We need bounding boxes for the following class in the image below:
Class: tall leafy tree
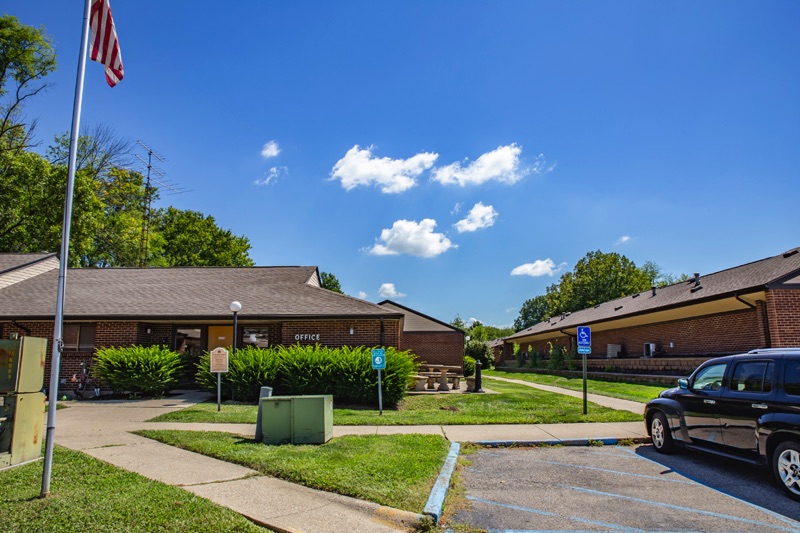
[320,271,343,293]
[0,15,57,154]
[545,250,650,316]
[514,294,550,332]
[154,207,254,267]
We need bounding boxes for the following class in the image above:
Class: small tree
[465,339,492,369]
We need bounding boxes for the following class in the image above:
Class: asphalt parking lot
[452,444,800,532]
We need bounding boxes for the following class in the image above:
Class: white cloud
[616,235,631,245]
[378,283,406,298]
[454,202,498,233]
[432,143,533,187]
[261,140,280,159]
[254,166,287,186]
[357,291,367,299]
[510,258,566,277]
[331,145,438,194]
[467,317,479,327]
[368,219,456,258]
[451,203,462,216]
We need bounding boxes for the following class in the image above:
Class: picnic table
[419,364,461,391]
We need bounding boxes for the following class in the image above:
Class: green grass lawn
[148,380,641,425]
[485,368,670,403]
[0,446,267,532]
[136,431,450,513]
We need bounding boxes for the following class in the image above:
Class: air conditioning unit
[643,342,656,358]
[607,344,622,358]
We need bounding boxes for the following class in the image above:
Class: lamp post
[230,301,242,355]
[216,301,241,411]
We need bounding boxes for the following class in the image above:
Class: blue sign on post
[372,348,386,370]
[577,326,591,355]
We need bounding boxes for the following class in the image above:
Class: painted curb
[423,441,461,524]
[474,436,650,447]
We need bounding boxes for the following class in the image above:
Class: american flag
[89,0,124,87]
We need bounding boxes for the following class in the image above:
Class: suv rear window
[784,358,800,396]
[730,360,773,393]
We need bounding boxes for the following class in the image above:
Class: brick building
[378,300,465,369]
[0,255,458,391]
[503,247,800,375]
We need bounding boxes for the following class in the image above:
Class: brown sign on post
[210,347,229,373]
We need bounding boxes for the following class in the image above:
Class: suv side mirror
[678,378,689,390]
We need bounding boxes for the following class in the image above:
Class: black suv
[644,348,800,500]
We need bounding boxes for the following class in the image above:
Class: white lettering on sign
[294,334,321,341]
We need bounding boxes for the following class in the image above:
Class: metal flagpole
[41,0,92,498]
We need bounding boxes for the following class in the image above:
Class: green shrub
[463,356,476,377]
[94,345,183,396]
[548,342,565,370]
[465,339,492,369]
[195,344,417,408]
[196,345,280,402]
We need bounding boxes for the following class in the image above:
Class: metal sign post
[577,326,591,415]
[372,348,386,415]
[210,347,229,412]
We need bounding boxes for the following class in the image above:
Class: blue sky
[10,1,800,327]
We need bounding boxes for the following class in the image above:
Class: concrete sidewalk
[51,382,650,533]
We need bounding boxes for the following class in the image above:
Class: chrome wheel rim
[778,448,800,496]
[651,417,665,449]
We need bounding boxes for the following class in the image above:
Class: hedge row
[196,344,417,407]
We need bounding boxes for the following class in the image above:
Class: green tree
[450,315,467,331]
[546,250,651,315]
[80,167,149,267]
[0,15,57,154]
[320,271,343,293]
[514,294,550,332]
[154,207,254,267]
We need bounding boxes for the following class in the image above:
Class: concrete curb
[423,441,461,524]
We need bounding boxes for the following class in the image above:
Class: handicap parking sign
[577,326,591,355]
[372,348,386,370]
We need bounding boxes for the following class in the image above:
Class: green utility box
[0,337,47,469]
[259,395,333,445]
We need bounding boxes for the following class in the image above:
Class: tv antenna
[135,140,187,267]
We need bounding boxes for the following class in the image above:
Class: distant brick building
[0,255,463,391]
[378,300,465,370]
[504,247,800,375]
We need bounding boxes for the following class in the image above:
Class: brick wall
[766,288,800,347]
[279,318,400,348]
[510,309,763,359]
[400,331,464,369]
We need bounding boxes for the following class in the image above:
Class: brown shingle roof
[0,253,56,274]
[0,265,400,320]
[506,247,800,341]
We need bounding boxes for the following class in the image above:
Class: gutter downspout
[560,329,576,353]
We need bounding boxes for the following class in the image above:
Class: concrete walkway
[51,381,650,533]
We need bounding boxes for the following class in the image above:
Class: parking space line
[559,485,798,532]
[531,459,696,485]
[625,448,800,529]
[465,495,639,531]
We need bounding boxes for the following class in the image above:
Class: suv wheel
[773,441,800,501]
[650,411,676,453]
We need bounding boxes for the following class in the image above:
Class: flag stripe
[89,0,124,87]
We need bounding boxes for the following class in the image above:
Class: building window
[243,327,270,348]
[63,324,96,351]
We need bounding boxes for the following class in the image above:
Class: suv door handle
[704,399,716,404]
[752,403,768,410]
